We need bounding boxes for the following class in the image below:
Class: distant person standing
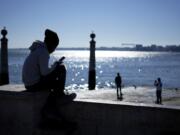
[115,73,122,99]
[154,78,163,104]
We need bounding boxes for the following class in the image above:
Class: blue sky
[0,0,180,48]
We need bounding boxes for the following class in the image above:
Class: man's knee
[58,64,66,73]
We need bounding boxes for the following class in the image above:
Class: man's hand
[59,56,65,63]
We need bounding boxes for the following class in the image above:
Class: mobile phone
[59,56,65,63]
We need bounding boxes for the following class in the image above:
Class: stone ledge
[0,86,180,135]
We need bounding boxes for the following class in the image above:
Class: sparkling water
[8,49,180,89]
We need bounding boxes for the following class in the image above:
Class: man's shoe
[64,93,76,100]
[57,93,77,105]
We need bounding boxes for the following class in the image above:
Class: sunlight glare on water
[53,50,161,59]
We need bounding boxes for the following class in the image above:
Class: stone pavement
[0,84,180,107]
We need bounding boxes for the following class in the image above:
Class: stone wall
[0,91,180,135]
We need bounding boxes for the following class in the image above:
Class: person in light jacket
[154,77,162,104]
[22,29,77,132]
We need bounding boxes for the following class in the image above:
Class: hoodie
[22,40,56,86]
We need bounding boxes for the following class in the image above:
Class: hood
[29,40,45,52]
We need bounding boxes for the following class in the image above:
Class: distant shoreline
[7,47,180,52]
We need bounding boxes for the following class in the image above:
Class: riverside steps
[0,85,180,135]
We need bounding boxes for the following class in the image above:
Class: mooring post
[0,27,9,85]
[88,32,96,90]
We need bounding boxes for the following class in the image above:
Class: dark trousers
[117,85,122,98]
[26,64,66,94]
[25,64,67,121]
[156,90,162,104]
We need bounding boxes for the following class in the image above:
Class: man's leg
[159,91,162,104]
[156,91,159,104]
[37,64,66,95]
[117,87,119,99]
[157,91,161,104]
[55,64,66,94]
[52,64,76,103]
[37,68,65,123]
[40,65,77,132]
[120,85,122,96]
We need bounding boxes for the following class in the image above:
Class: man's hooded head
[44,29,59,54]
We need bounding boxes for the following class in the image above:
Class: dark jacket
[115,76,122,87]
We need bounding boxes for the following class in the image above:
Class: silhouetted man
[22,29,76,132]
[115,73,122,99]
[154,77,162,104]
